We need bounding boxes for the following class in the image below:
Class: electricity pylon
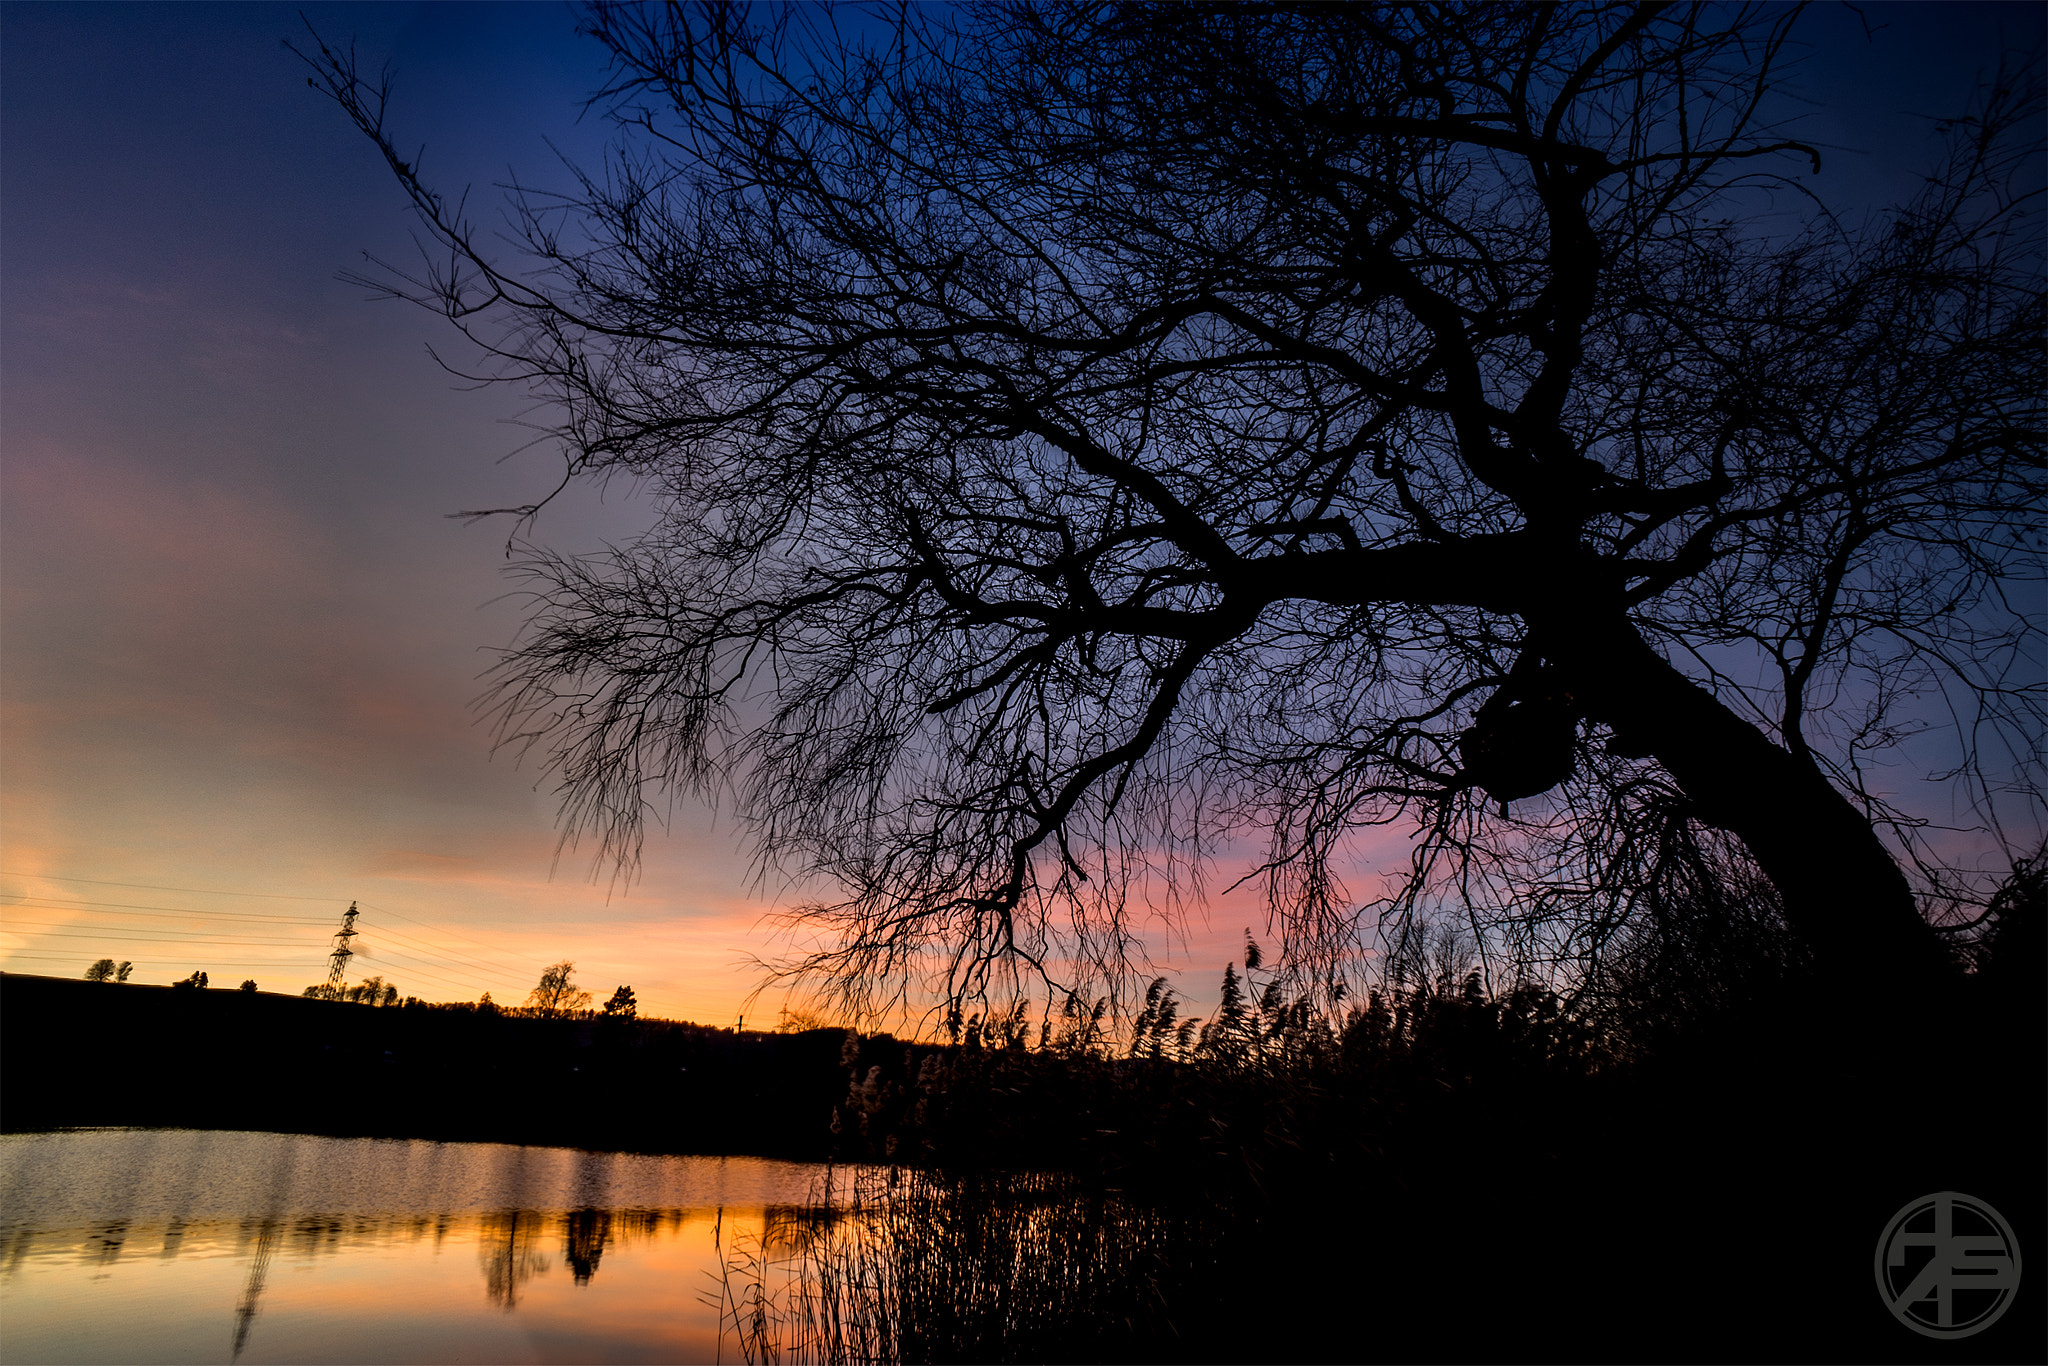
[325,902,359,992]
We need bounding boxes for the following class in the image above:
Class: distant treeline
[0,973,850,1157]
[10,866,2041,1181]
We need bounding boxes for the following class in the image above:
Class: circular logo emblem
[1874,1192,2022,1338]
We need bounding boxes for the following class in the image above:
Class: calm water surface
[0,1128,857,1364]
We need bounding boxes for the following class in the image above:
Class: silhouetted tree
[344,974,389,1005]
[602,984,638,1018]
[115,961,133,983]
[240,979,258,993]
[83,959,117,982]
[528,961,594,1017]
[309,4,2042,1014]
[1958,845,2046,1007]
[564,1208,609,1284]
[175,970,209,990]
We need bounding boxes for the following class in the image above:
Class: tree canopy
[308,3,2043,1019]
[530,960,595,1017]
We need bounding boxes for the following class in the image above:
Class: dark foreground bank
[4,968,2041,1363]
[0,972,850,1156]
[818,980,2046,1365]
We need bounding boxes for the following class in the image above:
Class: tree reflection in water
[477,1210,551,1310]
[563,1207,608,1284]
[0,1132,857,1364]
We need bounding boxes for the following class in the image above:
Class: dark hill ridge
[0,972,851,1156]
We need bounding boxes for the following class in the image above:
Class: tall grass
[711,1167,1229,1365]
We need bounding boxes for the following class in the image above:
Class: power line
[0,944,484,997]
[0,874,701,1016]
[1,953,320,972]
[333,938,507,995]
[0,928,324,947]
[349,904,697,1015]
[1,903,520,991]
[346,937,509,985]
[2,873,647,975]
[0,885,535,994]
[0,898,332,924]
[4,880,583,986]
[0,950,705,1023]
[355,901,557,974]
[0,872,344,902]
[1,917,506,997]
[351,914,539,983]
[347,913,686,1014]
[4,919,517,998]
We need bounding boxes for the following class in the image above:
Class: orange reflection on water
[0,1131,864,1365]
[3,1203,817,1365]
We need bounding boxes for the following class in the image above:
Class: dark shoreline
[1,972,851,1159]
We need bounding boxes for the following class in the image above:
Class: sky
[2,2,2040,1027]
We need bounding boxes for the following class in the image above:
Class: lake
[0,1128,864,1365]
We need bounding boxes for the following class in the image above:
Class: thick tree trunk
[1557,617,1957,991]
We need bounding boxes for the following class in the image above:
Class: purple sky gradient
[3,2,2039,1025]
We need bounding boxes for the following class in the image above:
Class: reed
[713,1166,1229,1365]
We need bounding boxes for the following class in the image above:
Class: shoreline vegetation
[1,971,848,1158]
[6,924,2042,1361]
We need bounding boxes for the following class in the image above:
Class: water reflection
[228,1219,275,1363]
[478,1210,551,1309]
[1,1131,1201,1364]
[0,1129,860,1365]
[564,1207,608,1285]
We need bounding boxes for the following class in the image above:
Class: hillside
[1,973,850,1157]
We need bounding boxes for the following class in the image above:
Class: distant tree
[478,990,497,1013]
[240,979,258,993]
[310,2,2043,1017]
[528,961,593,1017]
[115,961,133,983]
[83,958,117,982]
[175,970,209,990]
[602,984,638,1019]
[340,974,396,1005]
